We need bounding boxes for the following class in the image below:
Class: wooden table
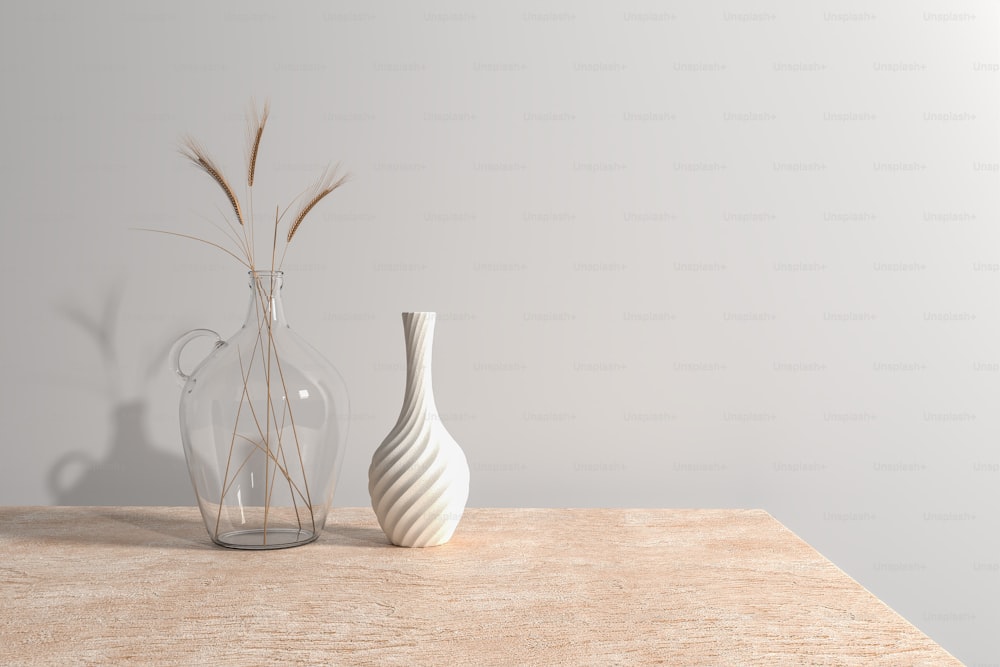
[0,507,958,665]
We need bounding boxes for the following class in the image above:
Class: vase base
[212,528,319,550]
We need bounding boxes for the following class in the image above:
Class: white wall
[1,1,997,662]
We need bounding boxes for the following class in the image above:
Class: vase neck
[402,312,436,411]
[245,271,288,329]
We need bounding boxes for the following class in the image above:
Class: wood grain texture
[0,507,958,666]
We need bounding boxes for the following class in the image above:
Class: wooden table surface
[0,507,958,666]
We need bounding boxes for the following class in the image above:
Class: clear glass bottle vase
[171,271,349,549]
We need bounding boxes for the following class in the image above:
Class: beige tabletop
[0,507,959,665]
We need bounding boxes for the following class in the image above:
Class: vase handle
[170,328,223,386]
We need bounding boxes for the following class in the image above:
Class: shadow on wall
[48,285,192,506]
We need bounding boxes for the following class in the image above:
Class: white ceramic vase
[369,312,470,547]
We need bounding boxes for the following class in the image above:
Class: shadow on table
[0,507,396,551]
[322,522,393,549]
[0,507,211,551]
[92,507,212,549]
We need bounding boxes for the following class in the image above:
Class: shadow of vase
[48,400,192,506]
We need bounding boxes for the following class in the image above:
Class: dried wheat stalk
[287,167,350,243]
[153,102,348,271]
[246,99,270,187]
[179,137,245,227]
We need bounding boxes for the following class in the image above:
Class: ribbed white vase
[369,312,470,547]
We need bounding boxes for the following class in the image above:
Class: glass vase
[171,271,349,549]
